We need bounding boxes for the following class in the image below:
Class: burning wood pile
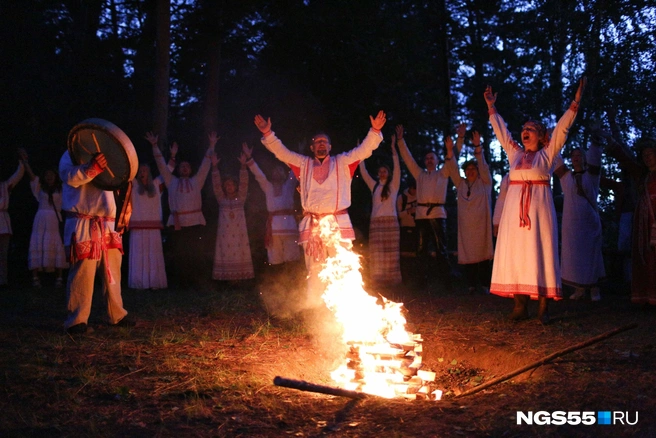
[330,333,443,400]
[310,216,443,400]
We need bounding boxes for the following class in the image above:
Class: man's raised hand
[254,115,272,134]
[370,110,387,131]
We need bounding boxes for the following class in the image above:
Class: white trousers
[64,248,127,328]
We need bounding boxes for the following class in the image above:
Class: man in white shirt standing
[60,150,128,334]
[396,124,456,291]
[146,131,216,288]
[254,111,386,308]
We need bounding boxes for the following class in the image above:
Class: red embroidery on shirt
[515,150,536,170]
[312,157,330,184]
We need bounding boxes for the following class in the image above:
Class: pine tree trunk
[202,40,222,136]
[152,0,171,146]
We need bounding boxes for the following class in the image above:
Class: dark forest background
[1,0,654,278]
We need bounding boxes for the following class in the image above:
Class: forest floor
[1,264,654,438]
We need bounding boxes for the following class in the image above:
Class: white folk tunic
[261,129,383,243]
[246,160,298,238]
[59,151,122,259]
[397,139,449,219]
[247,160,300,264]
[359,153,401,219]
[28,177,68,271]
[559,145,606,287]
[212,168,254,280]
[446,153,494,265]
[0,163,24,235]
[128,176,167,289]
[59,151,127,328]
[153,147,212,229]
[490,104,579,299]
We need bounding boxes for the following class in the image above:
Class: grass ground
[0,265,654,437]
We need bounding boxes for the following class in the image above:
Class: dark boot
[537,296,550,324]
[509,295,529,321]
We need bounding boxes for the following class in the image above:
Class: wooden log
[274,376,367,399]
[456,323,639,398]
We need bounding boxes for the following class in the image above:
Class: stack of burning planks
[330,333,443,400]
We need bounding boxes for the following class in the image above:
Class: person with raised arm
[445,131,494,294]
[211,146,254,282]
[146,131,216,288]
[244,143,300,268]
[0,150,25,288]
[254,111,386,308]
[127,164,167,290]
[23,156,68,289]
[358,134,402,285]
[396,124,462,290]
[554,132,606,302]
[484,78,586,324]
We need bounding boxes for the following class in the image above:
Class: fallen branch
[273,376,367,400]
[456,323,639,398]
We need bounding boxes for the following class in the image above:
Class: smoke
[257,262,308,318]
[257,260,346,363]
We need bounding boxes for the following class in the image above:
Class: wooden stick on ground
[274,376,367,400]
[456,323,639,398]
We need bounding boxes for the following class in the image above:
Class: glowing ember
[315,216,440,400]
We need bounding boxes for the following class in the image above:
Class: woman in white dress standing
[24,161,68,288]
[554,137,605,301]
[485,78,585,324]
[211,147,254,281]
[358,135,402,285]
[128,164,167,289]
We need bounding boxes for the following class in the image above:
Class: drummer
[146,131,217,288]
[60,149,129,334]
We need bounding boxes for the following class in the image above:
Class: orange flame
[315,216,436,399]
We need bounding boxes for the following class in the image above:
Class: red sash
[509,180,550,230]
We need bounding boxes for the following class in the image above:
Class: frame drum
[67,118,138,190]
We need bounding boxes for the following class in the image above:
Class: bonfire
[316,216,441,400]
